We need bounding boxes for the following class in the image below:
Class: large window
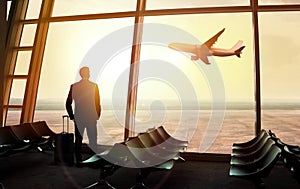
[146,0,249,10]
[34,18,134,145]
[259,0,300,5]
[25,0,42,19]
[52,0,136,16]
[6,80,27,125]
[4,0,300,154]
[260,12,300,145]
[138,13,254,153]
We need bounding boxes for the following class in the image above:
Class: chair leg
[85,180,115,189]
[130,170,150,189]
[130,182,150,189]
[85,165,116,189]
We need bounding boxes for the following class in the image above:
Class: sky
[9,1,300,106]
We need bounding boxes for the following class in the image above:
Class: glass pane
[6,109,22,126]
[139,13,254,154]
[260,12,300,146]
[147,0,249,10]
[15,51,31,75]
[9,79,27,105]
[52,0,137,17]
[20,24,37,46]
[25,0,42,19]
[35,18,134,146]
[259,0,300,5]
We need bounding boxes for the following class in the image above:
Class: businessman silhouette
[66,66,101,165]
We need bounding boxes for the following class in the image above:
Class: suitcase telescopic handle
[62,115,70,133]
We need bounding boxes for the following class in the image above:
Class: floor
[0,148,299,189]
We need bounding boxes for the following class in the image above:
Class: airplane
[168,28,245,64]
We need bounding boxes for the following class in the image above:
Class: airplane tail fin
[235,46,245,58]
[231,40,243,51]
[231,40,245,58]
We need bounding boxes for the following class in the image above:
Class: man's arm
[95,84,101,119]
[66,85,75,120]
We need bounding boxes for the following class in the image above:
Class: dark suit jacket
[66,79,101,121]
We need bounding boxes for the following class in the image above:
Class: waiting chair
[282,145,300,176]
[147,128,186,152]
[82,128,181,189]
[30,121,56,138]
[267,130,300,183]
[82,142,137,189]
[232,129,267,150]
[125,136,174,167]
[30,121,57,151]
[230,138,275,165]
[125,136,176,189]
[9,123,48,150]
[269,131,300,154]
[0,126,30,156]
[137,132,183,161]
[156,126,188,147]
[232,132,271,157]
[229,145,281,187]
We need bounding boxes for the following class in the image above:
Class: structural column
[124,0,146,140]
[21,0,55,123]
[2,0,29,126]
[251,0,262,135]
[0,1,7,127]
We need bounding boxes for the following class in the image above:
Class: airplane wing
[169,43,211,64]
[199,56,210,64]
[204,28,225,49]
[168,43,197,54]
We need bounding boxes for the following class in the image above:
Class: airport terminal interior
[0,0,300,188]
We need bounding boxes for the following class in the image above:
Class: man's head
[79,66,90,79]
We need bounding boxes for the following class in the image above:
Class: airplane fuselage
[210,47,236,57]
[168,28,245,64]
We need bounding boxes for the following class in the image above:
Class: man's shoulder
[71,81,80,87]
[72,80,98,87]
[88,80,98,86]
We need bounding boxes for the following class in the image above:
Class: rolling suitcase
[54,115,74,166]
